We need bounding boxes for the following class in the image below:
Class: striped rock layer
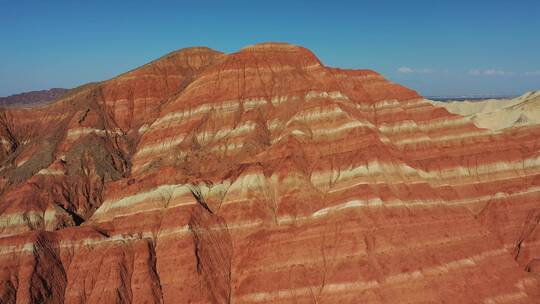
[0,42,540,303]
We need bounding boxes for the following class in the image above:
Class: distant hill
[429,90,540,130]
[0,88,69,107]
[426,94,518,102]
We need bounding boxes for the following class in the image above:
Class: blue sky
[0,0,539,97]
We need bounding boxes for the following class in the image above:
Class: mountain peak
[165,46,223,58]
[240,41,304,51]
[235,41,322,68]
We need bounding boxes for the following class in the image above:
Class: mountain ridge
[0,42,539,303]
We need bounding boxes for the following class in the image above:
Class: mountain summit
[0,43,539,303]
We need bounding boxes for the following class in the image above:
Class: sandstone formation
[0,42,539,303]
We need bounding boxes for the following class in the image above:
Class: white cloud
[484,69,506,76]
[469,69,511,76]
[524,70,540,76]
[398,67,414,74]
[397,66,433,74]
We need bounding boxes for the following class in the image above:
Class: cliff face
[1,42,540,303]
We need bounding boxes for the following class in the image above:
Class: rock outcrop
[1,42,540,303]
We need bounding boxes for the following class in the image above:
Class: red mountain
[0,43,539,303]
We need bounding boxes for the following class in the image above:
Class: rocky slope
[0,88,70,108]
[0,42,540,303]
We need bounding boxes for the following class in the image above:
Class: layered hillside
[1,42,540,303]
